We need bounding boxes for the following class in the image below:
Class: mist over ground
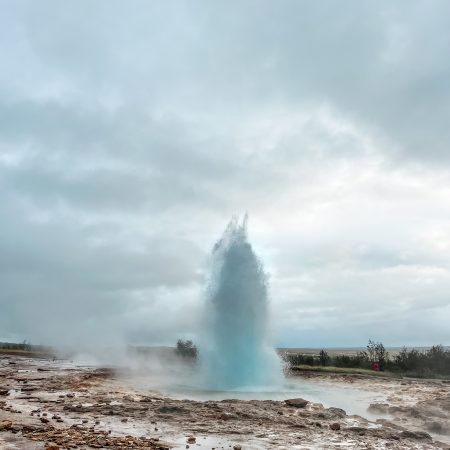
[1,1,450,349]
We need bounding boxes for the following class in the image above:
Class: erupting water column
[201,216,282,390]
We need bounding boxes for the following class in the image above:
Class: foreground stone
[285,397,309,408]
[0,354,449,449]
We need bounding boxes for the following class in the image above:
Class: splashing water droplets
[200,216,282,389]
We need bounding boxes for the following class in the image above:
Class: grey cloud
[3,1,449,161]
[1,1,450,347]
[0,194,203,344]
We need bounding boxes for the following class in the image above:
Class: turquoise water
[162,376,388,419]
[200,217,282,389]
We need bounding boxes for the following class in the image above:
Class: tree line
[0,341,46,351]
[175,339,198,359]
[284,340,450,377]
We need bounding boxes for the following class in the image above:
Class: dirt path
[1,356,449,449]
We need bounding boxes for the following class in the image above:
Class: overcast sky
[1,0,450,348]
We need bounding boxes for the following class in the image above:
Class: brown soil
[1,355,449,449]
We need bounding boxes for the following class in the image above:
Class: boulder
[426,421,443,433]
[368,403,389,414]
[157,405,187,415]
[400,430,432,441]
[330,422,341,431]
[0,420,12,430]
[327,407,346,418]
[285,398,309,408]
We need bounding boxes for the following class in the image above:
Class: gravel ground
[1,355,449,449]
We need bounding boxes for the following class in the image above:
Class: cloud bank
[1,0,450,347]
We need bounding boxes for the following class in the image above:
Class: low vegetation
[0,341,53,357]
[3,339,449,379]
[174,339,198,359]
[285,340,450,378]
[289,364,392,377]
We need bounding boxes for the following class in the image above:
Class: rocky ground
[0,355,449,449]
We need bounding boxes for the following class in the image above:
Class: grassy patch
[290,364,394,377]
[0,348,54,358]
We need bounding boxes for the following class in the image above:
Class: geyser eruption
[200,216,282,389]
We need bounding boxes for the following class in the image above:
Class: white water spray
[200,216,282,389]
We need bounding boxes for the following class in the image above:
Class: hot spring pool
[154,376,388,420]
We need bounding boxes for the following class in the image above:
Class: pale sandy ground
[0,355,449,450]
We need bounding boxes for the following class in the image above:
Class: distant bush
[284,353,317,366]
[175,339,198,359]
[333,352,370,369]
[0,341,50,352]
[319,349,330,366]
[0,341,31,350]
[366,340,388,370]
[387,345,450,376]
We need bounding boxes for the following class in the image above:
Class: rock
[121,417,128,423]
[406,407,423,418]
[0,420,12,430]
[347,426,366,435]
[426,421,443,433]
[400,430,432,441]
[45,445,60,450]
[368,403,389,414]
[219,412,238,420]
[40,417,49,423]
[233,446,242,450]
[20,386,37,392]
[330,422,341,431]
[157,405,186,414]
[0,389,9,396]
[186,436,196,444]
[327,407,346,418]
[21,424,46,432]
[285,398,309,408]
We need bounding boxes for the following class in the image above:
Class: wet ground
[1,355,449,449]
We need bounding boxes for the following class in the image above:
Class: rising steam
[200,216,282,389]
